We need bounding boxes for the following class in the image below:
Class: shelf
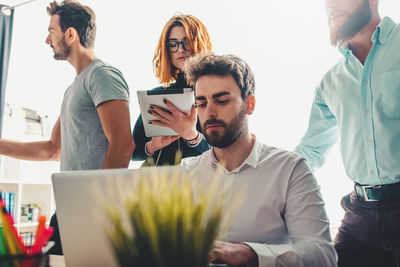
[17,220,50,228]
[20,180,52,185]
[0,181,54,233]
[0,179,52,185]
[0,155,59,182]
[0,179,19,184]
[17,222,38,228]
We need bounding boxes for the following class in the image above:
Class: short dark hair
[47,0,96,48]
[185,53,255,99]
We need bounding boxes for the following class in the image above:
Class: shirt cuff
[245,242,303,267]
[245,242,275,267]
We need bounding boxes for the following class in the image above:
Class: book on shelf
[0,192,16,221]
[20,231,35,247]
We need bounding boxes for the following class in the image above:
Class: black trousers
[48,212,63,255]
[334,191,400,267]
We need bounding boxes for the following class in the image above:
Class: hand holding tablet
[137,88,196,137]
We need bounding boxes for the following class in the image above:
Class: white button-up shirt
[182,137,337,267]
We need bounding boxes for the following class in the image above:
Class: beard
[202,104,247,149]
[329,0,372,46]
[53,37,71,60]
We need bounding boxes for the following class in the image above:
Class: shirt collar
[371,16,396,45]
[241,136,263,169]
[339,16,396,59]
[339,47,352,59]
[210,135,263,173]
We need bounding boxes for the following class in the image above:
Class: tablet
[137,88,195,137]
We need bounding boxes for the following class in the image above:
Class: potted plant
[105,167,235,267]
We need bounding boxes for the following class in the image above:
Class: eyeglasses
[167,39,190,53]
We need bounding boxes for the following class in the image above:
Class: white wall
[3,0,400,232]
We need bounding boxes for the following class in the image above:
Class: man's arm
[0,117,61,161]
[97,99,135,169]
[295,87,339,170]
[207,158,337,267]
[245,159,338,267]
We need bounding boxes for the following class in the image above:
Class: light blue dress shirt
[295,17,400,186]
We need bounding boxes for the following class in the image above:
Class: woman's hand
[148,99,198,140]
[145,136,180,155]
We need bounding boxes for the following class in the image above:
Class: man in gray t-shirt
[60,59,130,171]
[0,1,135,254]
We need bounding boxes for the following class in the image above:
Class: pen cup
[0,241,54,267]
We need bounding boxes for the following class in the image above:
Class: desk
[49,255,65,267]
[46,256,230,267]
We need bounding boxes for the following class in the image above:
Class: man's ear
[369,0,380,19]
[370,0,379,11]
[245,95,255,115]
[65,27,77,45]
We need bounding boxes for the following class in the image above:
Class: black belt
[354,182,400,202]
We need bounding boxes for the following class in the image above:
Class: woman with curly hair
[132,14,212,166]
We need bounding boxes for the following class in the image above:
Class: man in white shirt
[181,53,337,267]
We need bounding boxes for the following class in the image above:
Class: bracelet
[183,131,200,143]
[144,142,154,156]
[186,132,203,147]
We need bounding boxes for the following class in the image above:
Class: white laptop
[52,167,230,267]
[52,167,175,267]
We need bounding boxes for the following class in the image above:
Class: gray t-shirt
[60,59,130,171]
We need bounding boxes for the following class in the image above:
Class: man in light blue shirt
[295,0,400,266]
